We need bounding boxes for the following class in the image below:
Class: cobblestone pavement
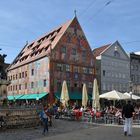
[0,119,139,140]
[37,124,140,140]
[0,119,94,140]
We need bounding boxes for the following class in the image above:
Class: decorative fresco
[8,57,49,95]
[7,17,95,102]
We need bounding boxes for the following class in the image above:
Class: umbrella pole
[113,100,115,106]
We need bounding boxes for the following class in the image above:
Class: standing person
[39,107,49,135]
[122,100,135,136]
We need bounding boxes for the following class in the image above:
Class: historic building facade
[93,41,130,94]
[0,53,9,100]
[7,17,95,103]
[130,52,140,95]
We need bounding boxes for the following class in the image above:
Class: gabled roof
[8,17,76,70]
[93,44,111,57]
[93,41,129,59]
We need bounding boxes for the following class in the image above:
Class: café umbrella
[92,78,100,110]
[124,92,140,100]
[60,80,69,107]
[82,83,88,109]
[99,90,129,100]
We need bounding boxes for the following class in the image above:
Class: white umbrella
[92,78,100,110]
[60,80,69,107]
[82,83,88,108]
[124,92,140,100]
[99,90,129,100]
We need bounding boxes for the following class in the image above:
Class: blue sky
[0,0,140,63]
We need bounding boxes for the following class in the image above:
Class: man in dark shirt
[122,100,135,136]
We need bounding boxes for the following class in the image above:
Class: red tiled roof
[9,18,74,70]
[93,44,111,57]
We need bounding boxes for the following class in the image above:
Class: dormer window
[27,43,34,49]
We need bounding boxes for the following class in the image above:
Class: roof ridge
[93,43,111,57]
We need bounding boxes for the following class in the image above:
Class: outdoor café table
[72,109,81,120]
[105,113,116,124]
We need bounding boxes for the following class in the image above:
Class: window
[22,72,24,78]
[66,65,70,72]
[31,82,34,88]
[19,84,21,90]
[103,70,106,76]
[67,35,71,43]
[89,68,93,74]
[19,73,21,79]
[114,51,120,57]
[43,79,47,87]
[74,73,78,79]
[31,69,34,76]
[16,74,18,79]
[82,50,86,57]
[74,66,79,73]
[61,46,66,53]
[13,85,15,91]
[11,86,12,91]
[136,65,138,71]
[71,48,77,55]
[88,82,92,88]
[25,71,27,77]
[122,74,125,79]
[8,86,10,91]
[25,83,27,89]
[13,75,15,80]
[119,73,121,78]
[83,67,87,74]
[56,63,63,71]
[136,75,139,83]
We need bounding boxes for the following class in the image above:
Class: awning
[19,94,30,100]
[55,91,92,100]
[7,92,48,100]
[19,92,48,100]
[7,94,24,100]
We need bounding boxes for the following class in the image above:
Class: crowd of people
[1,98,140,136]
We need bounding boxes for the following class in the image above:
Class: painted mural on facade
[7,17,95,102]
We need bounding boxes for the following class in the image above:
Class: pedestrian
[122,100,135,136]
[39,106,49,135]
